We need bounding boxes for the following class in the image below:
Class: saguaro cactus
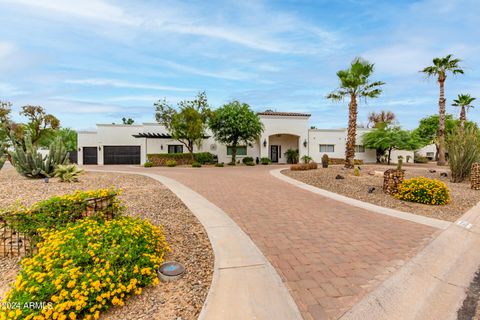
[10,134,69,178]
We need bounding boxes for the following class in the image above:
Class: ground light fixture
[158,261,185,282]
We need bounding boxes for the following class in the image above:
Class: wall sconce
[98,146,102,151]
[263,139,267,147]
[78,147,81,152]
[160,145,163,150]
[303,140,308,148]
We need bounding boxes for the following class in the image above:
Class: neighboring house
[77,111,412,165]
[416,144,437,160]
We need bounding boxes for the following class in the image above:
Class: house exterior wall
[417,144,437,160]
[76,116,413,165]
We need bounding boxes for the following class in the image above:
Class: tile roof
[257,111,311,117]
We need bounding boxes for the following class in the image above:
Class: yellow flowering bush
[0,217,169,320]
[394,177,450,205]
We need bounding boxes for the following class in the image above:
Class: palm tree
[421,54,464,165]
[452,94,475,129]
[367,110,396,128]
[327,58,385,169]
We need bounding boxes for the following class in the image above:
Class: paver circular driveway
[98,165,437,320]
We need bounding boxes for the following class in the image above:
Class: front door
[270,145,279,163]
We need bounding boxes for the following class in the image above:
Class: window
[227,146,247,156]
[426,152,434,159]
[168,145,183,153]
[355,145,365,153]
[319,144,335,153]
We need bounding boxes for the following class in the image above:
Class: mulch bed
[283,164,480,222]
[0,167,213,320]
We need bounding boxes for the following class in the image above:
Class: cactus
[10,133,69,178]
[397,158,403,170]
[321,154,329,168]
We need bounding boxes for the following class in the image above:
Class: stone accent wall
[471,163,480,190]
[383,169,405,195]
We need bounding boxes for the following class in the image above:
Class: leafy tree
[421,54,464,165]
[362,125,421,165]
[154,92,211,160]
[122,117,135,125]
[452,94,475,129]
[209,100,263,164]
[367,110,396,128]
[39,128,78,151]
[413,114,476,160]
[327,57,385,168]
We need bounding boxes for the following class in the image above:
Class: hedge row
[147,152,215,166]
[328,158,364,165]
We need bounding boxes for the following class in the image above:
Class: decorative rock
[429,169,437,173]
[368,171,375,176]
[383,169,405,195]
[440,172,448,178]
[471,163,480,190]
[335,174,345,180]
[368,187,375,193]
[158,261,186,282]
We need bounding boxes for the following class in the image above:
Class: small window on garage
[168,145,183,153]
[227,146,247,156]
[319,144,335,153]
[355,145,365,153]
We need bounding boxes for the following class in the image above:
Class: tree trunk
[376,149,382,163]
[437,77,447,166]
[231,145,237,164]
[460,106,466,130]
[345,94,357,169]
[387,147,392,165]
[188,141,194,161]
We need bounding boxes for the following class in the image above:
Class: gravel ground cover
[283,164,480,222]
[0,167,213,320]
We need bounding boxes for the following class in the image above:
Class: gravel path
[0,167,213,320]
[283,164,480,222]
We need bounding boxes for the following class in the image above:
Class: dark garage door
[83,147,98,165]
[104,146,141,165]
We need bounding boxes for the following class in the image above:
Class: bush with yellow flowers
[394,177,450,205]
[0,217,169,320]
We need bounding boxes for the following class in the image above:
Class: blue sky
[0,0,479,130]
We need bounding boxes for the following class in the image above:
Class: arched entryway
[267,133,299,163]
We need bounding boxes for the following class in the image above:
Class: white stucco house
[77,111,413,165]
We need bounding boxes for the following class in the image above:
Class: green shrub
[165,159,177,167]
[194,152,214,164]
[227,162,236,166]
[447,127,480,182]
[1,189,123,243]
[215,162,224,167]
[290,162,318,171]
[143,161,153,167]
[353,167,360,176]
[147,153,204,166]
[260,157,271,165]
[192,162,202,168]
[245,161,255,166]
[284,149,299,164]
[301,155,312,164]
[0,145,6,171]
[394,177,450,205]
[414,152,429,163]
[242,157,254,164]
[1,217,169,320]
[54,164,84,182]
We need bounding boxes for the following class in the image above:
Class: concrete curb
[340,202,480,320]
[270,168,451,230]
[87,168,302,320]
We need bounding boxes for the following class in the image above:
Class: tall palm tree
[452,94,475,129]
[327,58,385,169]
[421,54,463,165]
[367,110,396,128]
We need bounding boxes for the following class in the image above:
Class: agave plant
[54,164,84,182]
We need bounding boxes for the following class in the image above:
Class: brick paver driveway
[105,165,437,319]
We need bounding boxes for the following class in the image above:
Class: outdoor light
[160,145,163,150]
[78,147,81,152]
[303,139,308,148]
[263,139,267,147]
[98,146,102,151]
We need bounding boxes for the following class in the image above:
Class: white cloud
[64,79,195,92]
